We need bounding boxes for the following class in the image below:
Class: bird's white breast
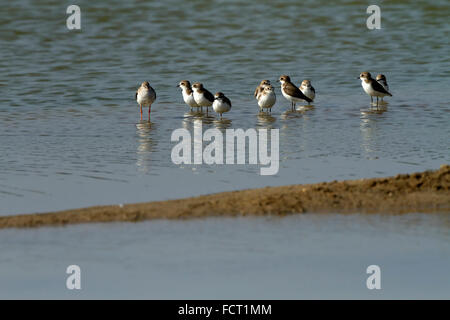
[137,88,156,106]
[182,90,198,108]
[362,81,387,97]
[212,99,231,113]
[193,91,212,107]
[300,86,315,100]
[258,91,276,108]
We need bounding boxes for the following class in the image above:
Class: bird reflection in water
[360,108,388,160]
[280,104,314,120]
[213,118,232,130]
[136,121,157,173]
[183,110,215,126]
[364,103,388,114]
[296,104,315,113]
[256,112,276,129]
[182,108,232,135]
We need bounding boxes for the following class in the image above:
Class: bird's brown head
[214,92,225,99]
[141,81,151,89]
[278,75,291,83]
[178,80,191,88]
[264,85,274,93]
[192,82,203,90]
[301,80,311,87]
[358,72,371,81]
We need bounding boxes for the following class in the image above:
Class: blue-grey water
[1,0,449,214]
[0,0,449,299]
[0,214,449,299]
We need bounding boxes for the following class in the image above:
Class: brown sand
[0,165,449,229]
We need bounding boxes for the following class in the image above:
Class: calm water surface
[0,0,449,299]
[0,214,449,299]
[0,0,448,214]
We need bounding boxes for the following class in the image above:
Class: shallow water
[0,0,449,214]
[1,1,449,300]
[0,214,449,299]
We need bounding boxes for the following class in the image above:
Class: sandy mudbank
[0,165,449,229]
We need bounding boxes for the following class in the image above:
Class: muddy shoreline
[0,165,449,229]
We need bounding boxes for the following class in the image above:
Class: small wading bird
[212,92,232,119]
[299,80,315,102]
[192,82,214,114]
[257,84,276,112]
[376,74,389,102]
[278,75,312,110]
[177,80,199,112]
[254,80,271,100]
[136,81,156,121]
[358,72,392,107]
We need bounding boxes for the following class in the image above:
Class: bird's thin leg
[148,104,151,120]
[371,96,373,105]
[140,105,143,120]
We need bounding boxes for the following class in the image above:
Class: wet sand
[0,165,448,229]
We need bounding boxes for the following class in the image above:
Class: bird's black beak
[176,84,180,87]
[356,77,360,79]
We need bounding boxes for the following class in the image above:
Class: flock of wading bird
[135,72,392,121]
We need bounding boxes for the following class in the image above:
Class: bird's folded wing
[285,84,312,102]
[224,96,232,107]
[204,89,215,102]
[372,80,392,96]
